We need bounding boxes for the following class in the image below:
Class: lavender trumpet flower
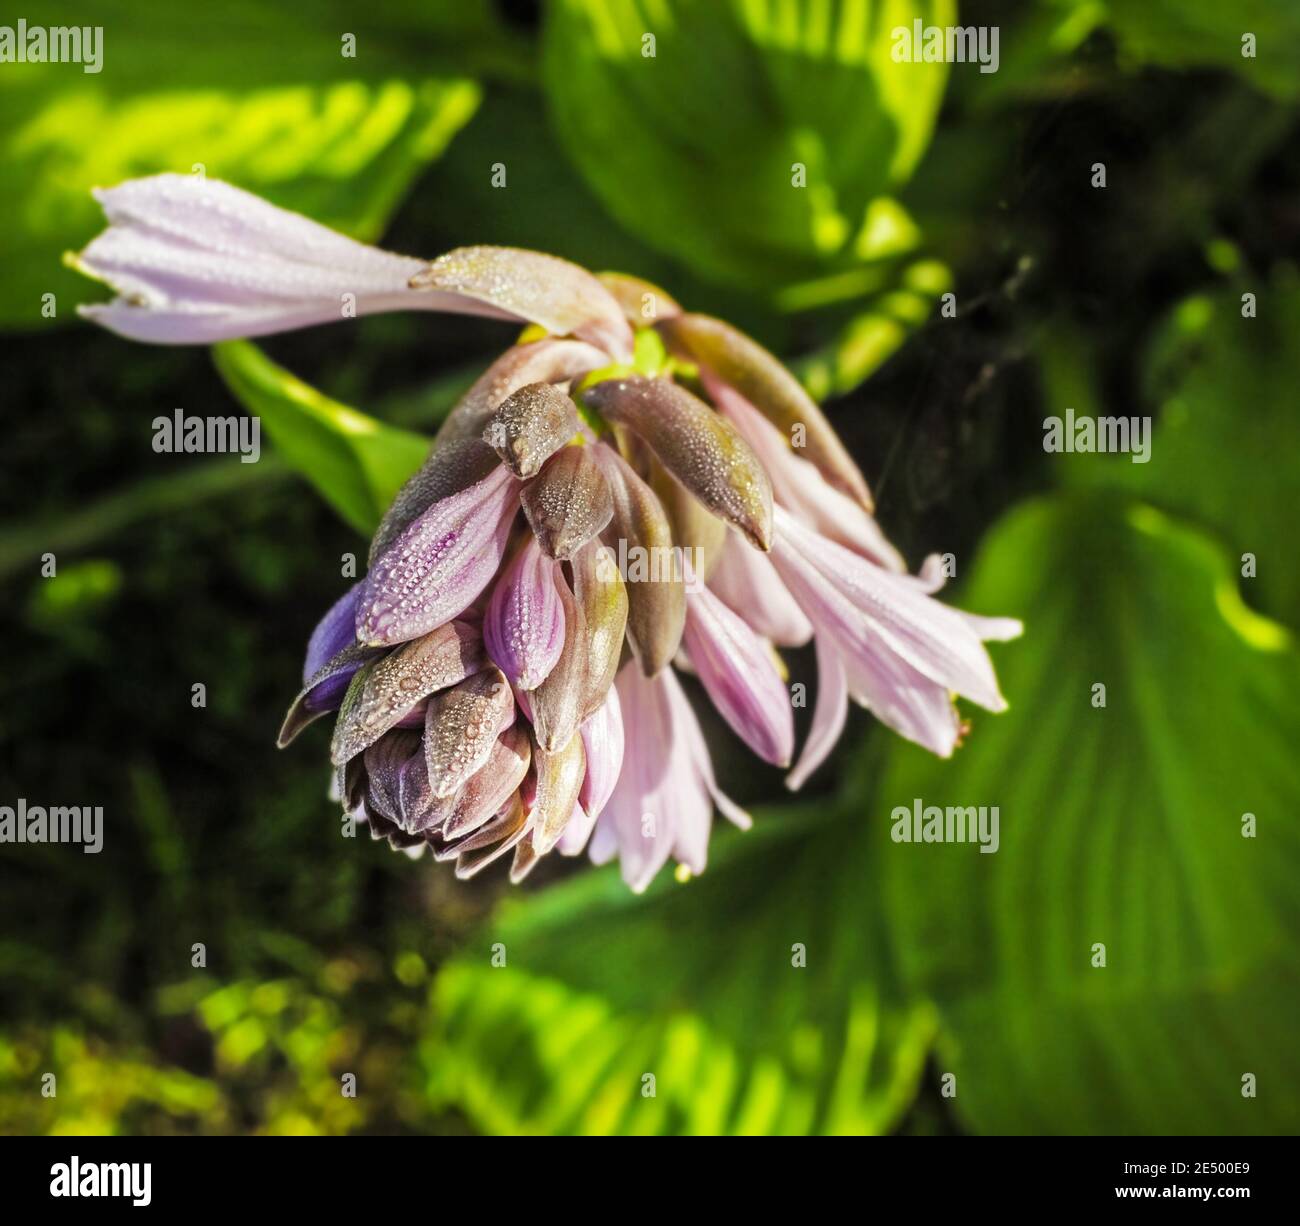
[78,174,1022,891]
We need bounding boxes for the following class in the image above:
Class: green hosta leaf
[874,492,1300,1134]
[1,1,483,329]
[542,0,953,290]
[425,804,937,1135]
[213,340,429,535]
[1058,280,1300,631]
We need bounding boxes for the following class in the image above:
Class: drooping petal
[409,246,633,361]
[484,537,566,690]
[435,338,608,447]
[482,381,581,478]
[530,732,587,855]
[77,174,449,343]
[771,519,1007,757]
[556,802,596,858]
[591,663,747,892]
[329,621,484,766]
[707,529,812,648]
[712,380,904,571]
[659,312,874,511]
[589,662,677,891]
[878,552,1024,641]
[520,444,614,561]
[357,463,519,647]
[576,685,624,826]
[775,509,1011,712]
[785,636,849,791]
[840,633,964,758]
[584,375,772,551]
[592,445,685,675]
[669,665,753,872]
[279,583,371,746]
[682,586,794,767]
[423,668,516,799]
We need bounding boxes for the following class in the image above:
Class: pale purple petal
[576,685,624,822]
[484,536,566,690]
[76,175,438,343]
[959,611,1025,642]
[556,802,596,857]
[841,640,963,758]
[77,176,635,354]
[303,583,362,683]
[357,463,520,647]
[870,551,1025,642]
[770,521,968,756]
[683,586,793,767]
[786,636,849,791]
[279,581,369,746]
[774,508,1009,712]
[707,529,812,647]
[668,666,752,836]
[590,663,677,891]
[277,643,373,748]
[591,663,747,892]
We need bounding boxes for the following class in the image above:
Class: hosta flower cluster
[78,175,1021,891]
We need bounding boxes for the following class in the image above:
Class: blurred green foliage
[1,0,1298,1136]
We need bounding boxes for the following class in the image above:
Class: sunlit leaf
[542,0,953,290]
